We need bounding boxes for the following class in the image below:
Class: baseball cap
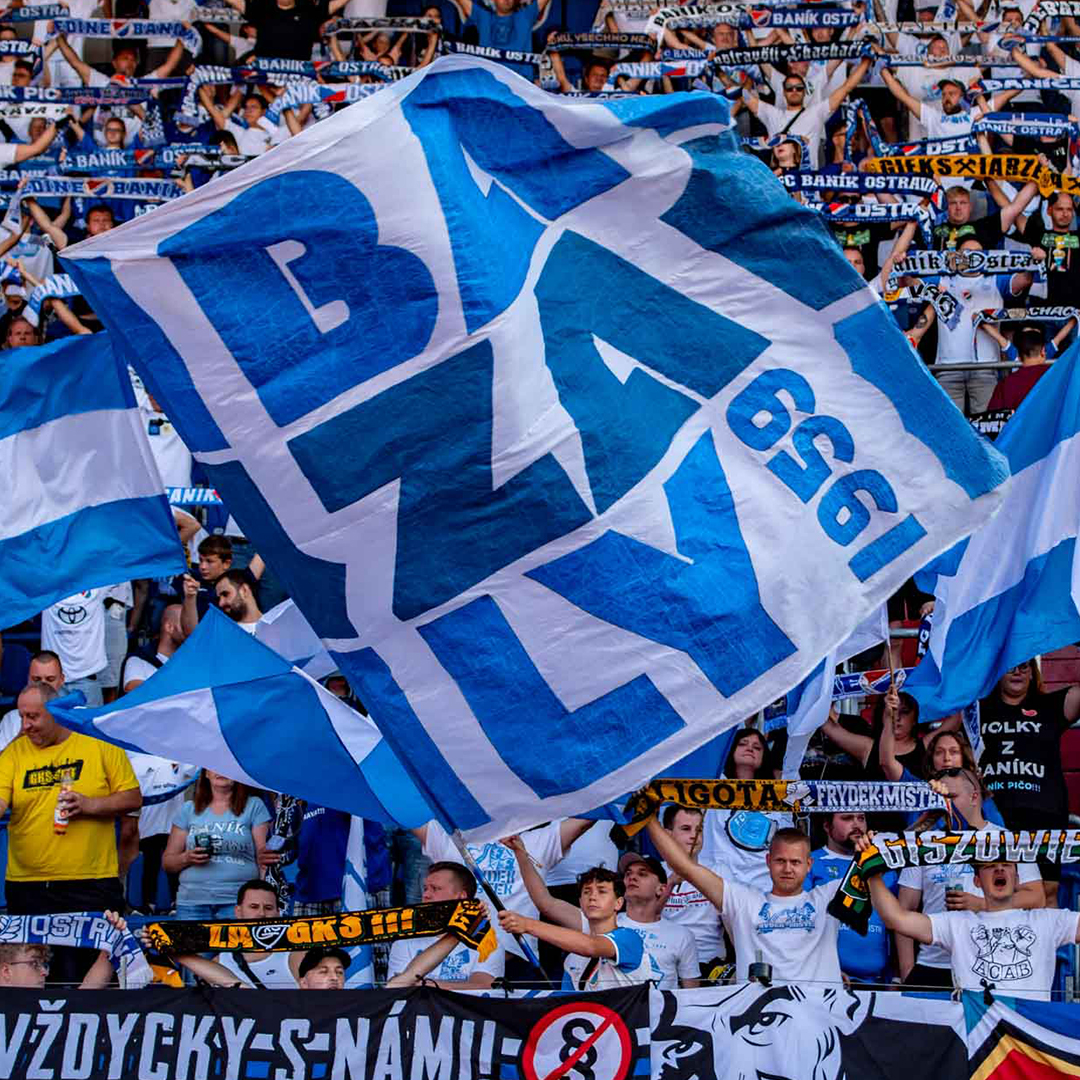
[937,76,965,90]
[4,284,25,298]
[618,852,668,884]
[298,947,350,977]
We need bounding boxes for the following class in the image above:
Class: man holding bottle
[0,682,141,985]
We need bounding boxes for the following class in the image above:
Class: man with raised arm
[647,815,843,984]
[860,834,1079,1000]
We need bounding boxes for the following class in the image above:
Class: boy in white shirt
[498,835,656,991]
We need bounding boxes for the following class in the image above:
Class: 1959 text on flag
[63,56,1007,839]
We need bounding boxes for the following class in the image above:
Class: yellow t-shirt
[0,732,138,882]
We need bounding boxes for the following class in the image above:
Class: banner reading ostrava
[0,984,974,1080]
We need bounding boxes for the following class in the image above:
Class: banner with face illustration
[0,982,987,1080]
[650,984,967,1080]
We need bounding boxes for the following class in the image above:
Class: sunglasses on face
[933,767,966,779]
[784,83,805,91]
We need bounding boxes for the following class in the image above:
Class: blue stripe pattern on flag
[63,57,1009,840]
[907,342,1080,719]
[48,608,433,828]
[0,333,184,625]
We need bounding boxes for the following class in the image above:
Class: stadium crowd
[0,0,1079,1002]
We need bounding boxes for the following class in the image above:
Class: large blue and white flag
[63,57,1008,839]
[907,342,1080,719]
[48,608,434,828]
[0,333,183,625]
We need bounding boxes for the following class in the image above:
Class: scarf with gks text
[828,829,1080,934]
[621,778,946,836]
[145,899,496,960]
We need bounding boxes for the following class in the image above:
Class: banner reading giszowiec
[62,55,1008,841]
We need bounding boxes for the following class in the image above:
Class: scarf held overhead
[145,899,496,959]
[622,778,946,834]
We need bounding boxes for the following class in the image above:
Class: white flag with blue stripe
[0,333,184,624]
[48,607,434,828]
[63,57,1008,840]
[907,341,1080,719]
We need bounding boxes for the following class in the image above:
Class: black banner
[0,985,651,1080]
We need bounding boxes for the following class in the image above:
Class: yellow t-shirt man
[0,732,139,882]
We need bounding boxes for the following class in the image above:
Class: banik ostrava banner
[0,984,977,1080]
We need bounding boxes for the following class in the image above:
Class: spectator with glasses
[978,660,1080,907]
[0,911,132,988]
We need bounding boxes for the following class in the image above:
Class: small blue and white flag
[64,57,1008,839]
[907,342,1080,719]
[48,607,434,828]
[255,599,336,679]
[0,333,184,625]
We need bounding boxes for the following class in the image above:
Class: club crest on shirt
[755,900,816,934]
[970,923,1037,982]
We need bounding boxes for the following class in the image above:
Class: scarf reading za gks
[827,829,1080,934]
[145,899,497,960]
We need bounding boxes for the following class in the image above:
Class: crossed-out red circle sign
[522,1002,633,1080]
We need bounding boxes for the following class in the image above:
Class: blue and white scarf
[238,57,407,80]
[51,19,203,59]
[972,112,1080,139]
[0,4,68,21]
[442,40,542,66]
[975,76,1080,92]
[879,135,976,156]
[0,913,151,987]
[266,80,386,122]
[24,273,81,327]
[811,200,936,245]
[781,171,940,197]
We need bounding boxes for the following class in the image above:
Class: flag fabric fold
[907,342,1080,719]
[48,608,433,828]
[63,56,1008,839]
[0,333,184,625]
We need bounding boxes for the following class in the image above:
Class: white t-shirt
[701,808,794,893]
[143,407,193,488]
[898,833,1041,969]
[929,908,1079,1000]
[661,859,726,964]
[217,951,297,988]
[617,913,698,989]
[423,820,566,957]
[721,878,842,985]
[921,101,985,143]
[563,913,655,991]
[547,821,617,887]
[0,143,18,168]
[0,708,21,753]
[225,116,281,157]
[755,99,831,168]
[128,751,199,839]
[123,653,167,691]
[41,589,107,680]
[934,273,1018,365]
[387,934,505,982]
[149,0,196,46]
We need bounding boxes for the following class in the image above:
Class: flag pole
[449,829,547,979]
